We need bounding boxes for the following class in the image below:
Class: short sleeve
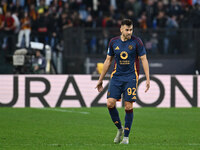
[107,40,114,56]
[136,38,146,56]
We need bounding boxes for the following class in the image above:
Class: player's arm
[95,55,114,92]
[140,54,150,92]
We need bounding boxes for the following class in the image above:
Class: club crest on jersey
[115,46,120,50]
[128,45,133,50]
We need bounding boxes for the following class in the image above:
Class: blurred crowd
[0,0,200,53]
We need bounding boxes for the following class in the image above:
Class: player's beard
[121,33,132,41]
[125,34,131,40]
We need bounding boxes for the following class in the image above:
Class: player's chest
[112,42,137,56]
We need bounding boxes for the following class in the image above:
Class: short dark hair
[121,19,133,26]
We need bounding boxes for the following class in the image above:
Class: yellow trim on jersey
[110,63,117,78]
[134,62,138,89]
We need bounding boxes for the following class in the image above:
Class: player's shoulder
[110,36,120,41]
[109,36,120,44]
[131,35,143,46]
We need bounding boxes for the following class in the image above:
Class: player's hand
[145,80,150,93]
[95,80,103,92]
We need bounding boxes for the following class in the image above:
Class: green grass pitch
[0,107,200,150]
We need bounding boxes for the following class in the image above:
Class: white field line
[1,143,200,146]
[35,108,90,114]
[48,143,200,146]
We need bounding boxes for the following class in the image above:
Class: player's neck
[120,35,128,42]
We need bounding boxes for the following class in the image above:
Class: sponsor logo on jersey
[120,51,128,60]
[115,46,120,50]
[128,45,133,50]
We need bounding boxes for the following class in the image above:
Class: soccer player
[95,19,150,144]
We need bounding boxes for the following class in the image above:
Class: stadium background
[0,0,200,149]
